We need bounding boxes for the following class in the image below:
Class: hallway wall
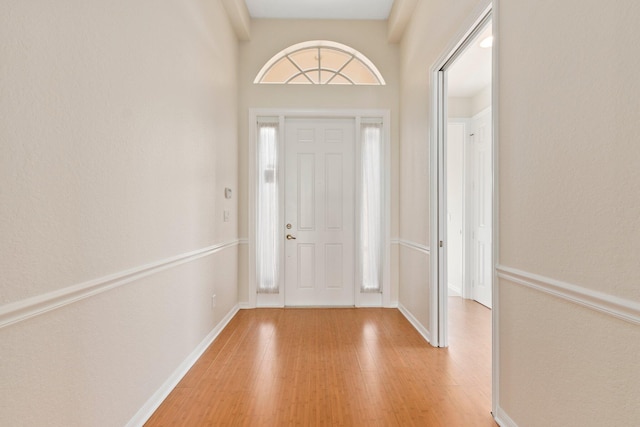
[0,0,240,425]
[237,19,400,305]
[400,0,640,425]
[496,0,640,425]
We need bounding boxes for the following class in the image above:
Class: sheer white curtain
[360,121,383,292]
[257,120,280,293]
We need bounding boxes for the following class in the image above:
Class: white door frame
[429,0,499,418]
[248,108,392,308]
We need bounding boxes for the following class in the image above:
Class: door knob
[286,234,297,240]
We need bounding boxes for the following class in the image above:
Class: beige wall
[471,84,491,116]
[497,0,640,424]
[237,19,400,303]
[449,96,474,118]
[0,0,239,425]
[449,86,491,119]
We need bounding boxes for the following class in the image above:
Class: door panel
[297,244,315,288]
[284,118,355,306]
[298,153,315,230]
[446,122,466,296]
[472,110,492,308]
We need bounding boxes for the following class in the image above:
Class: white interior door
[447,122,466,297]
[471,109,492,308]
[284,118,355,306]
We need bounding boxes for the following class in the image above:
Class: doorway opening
[446,19,493,310]
[431,3,495,414]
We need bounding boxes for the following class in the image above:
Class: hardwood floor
[146,298,494,426]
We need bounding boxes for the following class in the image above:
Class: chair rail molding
[497,265,640,325]
[0,239,241,329]
[396,238,431,255]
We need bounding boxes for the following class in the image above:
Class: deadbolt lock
[286,223,292,229]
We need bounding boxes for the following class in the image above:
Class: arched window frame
[254,40,386,85]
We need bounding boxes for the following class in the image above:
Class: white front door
[471,109,492,308]
[284,118,355,306]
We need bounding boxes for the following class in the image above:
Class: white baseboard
[126,304,240,427]
[494,405,518,427]
[240,301,397,309]
[448,284,462,296]
[397,303,431,343]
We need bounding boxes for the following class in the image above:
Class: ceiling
[244,0,395,20]
[447,23,493,98]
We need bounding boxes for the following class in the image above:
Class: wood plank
[145,299,495,426]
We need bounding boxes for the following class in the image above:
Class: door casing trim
[428,0,498,419]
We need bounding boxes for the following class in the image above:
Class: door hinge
[439,240,443,248]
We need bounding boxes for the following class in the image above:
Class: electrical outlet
[223,210,230,222]
[211,294,216,308]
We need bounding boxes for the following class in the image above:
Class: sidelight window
[256,119,280,293]
[360,120,384,292]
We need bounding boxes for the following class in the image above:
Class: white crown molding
[126,304,240,427]
[497,265,640,325]
[0,240,241,329]
[396,239,431,255]
[398,303,431,344]
[221,0,251,41]
[387,0,418,43]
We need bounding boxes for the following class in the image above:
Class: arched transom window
[254,40,385,85]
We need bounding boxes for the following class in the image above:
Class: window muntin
[255,41,385,86]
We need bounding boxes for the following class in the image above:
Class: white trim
[238,238,248,245]
[397,239,431,255]
[448,284,462,296]
[497,265,640,325]
[398,303,432,343]
[238,302,252,310]
[0,240,240,329]
[126,304,240,427]
[492,2,501,417]
[430,0,493,350]
[428,0,496,412]
[494,405,518,427]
